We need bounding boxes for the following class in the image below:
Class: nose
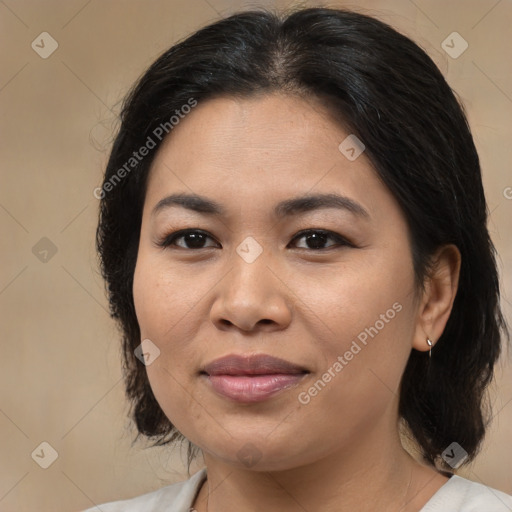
[210,250,293,333]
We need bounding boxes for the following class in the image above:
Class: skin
[132,93,461,512]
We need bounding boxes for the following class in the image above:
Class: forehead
[152,93,344,170]
[143,93,400,226]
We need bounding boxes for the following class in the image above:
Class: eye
[155,229,219,250]
[288,229,353,250]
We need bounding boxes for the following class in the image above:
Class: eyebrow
[151,192,370,220]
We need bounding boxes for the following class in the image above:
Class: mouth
[200,353,310,403]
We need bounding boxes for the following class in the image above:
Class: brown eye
[289,229,352,250]
[156,230,219,249]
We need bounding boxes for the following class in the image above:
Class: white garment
[82,468,512,511]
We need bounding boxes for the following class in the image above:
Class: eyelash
[155,228,354,251]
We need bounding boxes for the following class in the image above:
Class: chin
[200,435,317,472]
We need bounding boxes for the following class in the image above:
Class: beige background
[0,0,511,510]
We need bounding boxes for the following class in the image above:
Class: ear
[412,244,461,353]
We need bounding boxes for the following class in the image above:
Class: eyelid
[289,229,354,249]
[154,229,220,249]
[155,228,354,251]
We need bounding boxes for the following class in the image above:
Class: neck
[194,420,447,512]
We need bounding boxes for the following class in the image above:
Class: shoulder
[421,474,512,512]
[81,468,207,512]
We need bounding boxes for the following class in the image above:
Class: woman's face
[133,93,424,471]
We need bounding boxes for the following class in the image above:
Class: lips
[201,354,309,403]
[202,353,309,376]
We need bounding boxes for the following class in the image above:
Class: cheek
[132,253,204,400]
[133,253,156,338]
[133,253,189,341]
[309,255,416,401]
[132,263,196,435]
[296,309,414,444]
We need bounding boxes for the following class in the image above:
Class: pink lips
[201,354,309,403]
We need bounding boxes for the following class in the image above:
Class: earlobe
[412,244,461,353]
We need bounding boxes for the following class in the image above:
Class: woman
[85,6,511,511]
